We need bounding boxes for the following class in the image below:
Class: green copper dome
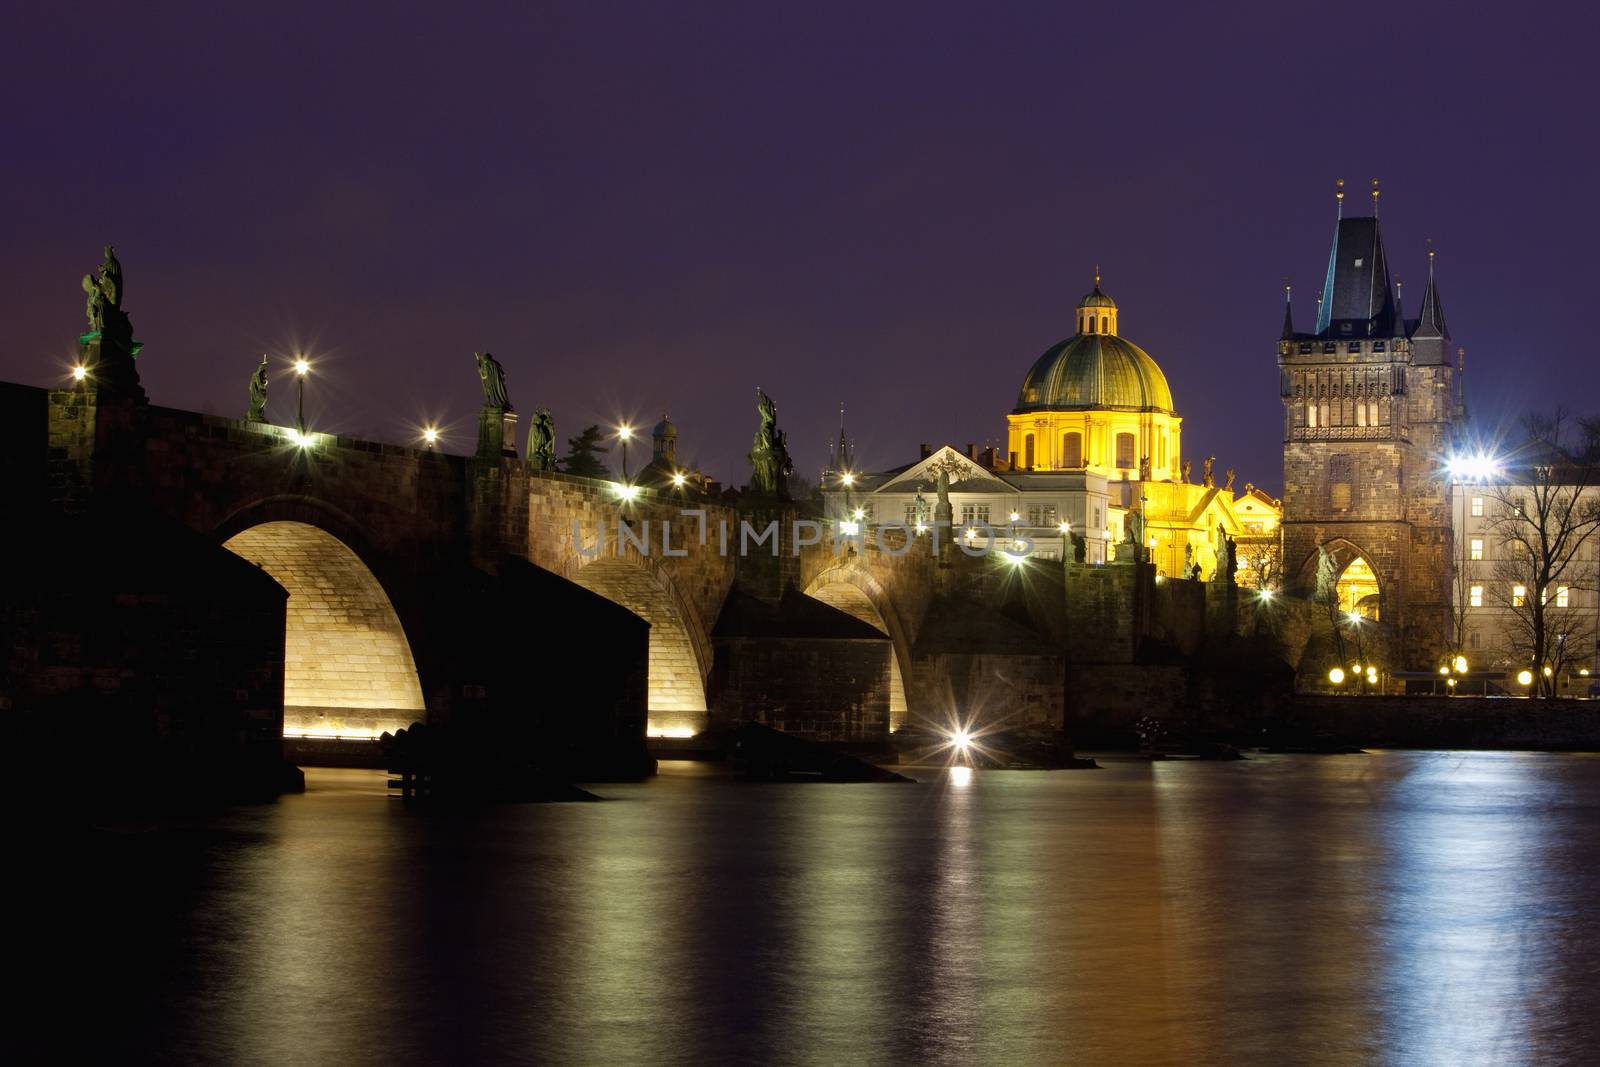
[1013,333,1174,413]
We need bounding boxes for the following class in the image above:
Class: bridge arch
[802,562,911,731]
[570,549,711,737]
[217,497,425,740]
[1297,538,1383,620]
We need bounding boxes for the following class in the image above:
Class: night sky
[5,2,1596,492]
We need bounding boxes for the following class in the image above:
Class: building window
[1100,315,1109,333]
[960,504,990,525]
[1115,433,1135,469]
[1024,434,1035,469]
[1558,586,1571,607]
[1062,432,1082,468]
[1469,631,1481,649]
[1513,585,1527,607]
[1027,504,1058,527]
[1329,454,1353,509]
[1471,496,1484,517]
[1470,538,1484,561]
[1469,585,1483,607]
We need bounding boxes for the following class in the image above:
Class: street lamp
[293,356,310,435]
[422,426,439,450]
[1329,667,1346,686]
[71,365,88,383]
[616,424,633,479]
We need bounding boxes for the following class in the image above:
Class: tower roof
[1413,252,1449,340]
[1315,216,1399,337]
[1078,284,1118,310]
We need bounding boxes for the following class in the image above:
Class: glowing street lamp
[1453,654,1469,675]
[839,471,855,487]
[1328,667,1346,686]
[293,356,310,435]
[616,424,634,479]
[422,426,439,450]
[1517,668,1534,687]
[671,470,687,489]
[71,364,88,383]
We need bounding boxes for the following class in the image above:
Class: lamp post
[1059,520,1071,563]
[293,357,310,436]
[617,425,633,480]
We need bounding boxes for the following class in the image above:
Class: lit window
[1470,538,1484,561]
[1470,496,1484,517]
[1116,433,1136,469]
[1513,585,1527,607]
[1469,585,1483,607]
[1558,586,1571,607]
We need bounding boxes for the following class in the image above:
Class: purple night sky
[4,2,1596,492]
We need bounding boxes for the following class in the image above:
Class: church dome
[1013,333,1174,413]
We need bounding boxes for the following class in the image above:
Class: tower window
[1469,585,1483,607]
[1100,316,1109,333]
[1329,454,1353,509]
[1024,434,1035,469]
[1115,433,1135,469]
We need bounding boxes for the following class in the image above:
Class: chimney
[966,443,976,460]
[919,443,931,459]
[1009,450,1018,469]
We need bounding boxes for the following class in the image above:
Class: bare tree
[1483,410,1600,697]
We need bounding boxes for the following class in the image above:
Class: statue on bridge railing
[475,351,512,410]
[746,386,793,499]
[246,355,268,422]
[77,244,142,394]
[526,408,556,470]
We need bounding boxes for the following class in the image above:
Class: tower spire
[1335,178,1345,220]
[1415,243,1449,340]
[1281,278,1295,340]
[1094,263,1101,289]
[1370,177,1380,217]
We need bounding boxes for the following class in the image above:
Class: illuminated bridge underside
[222,521,424,739]
[805,581,908,729]
[571,558,708,736]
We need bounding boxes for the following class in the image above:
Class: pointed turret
[1411,248,1450,364]
[1281,281,1295,340]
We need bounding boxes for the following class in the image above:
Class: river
[14,751,1600,1065]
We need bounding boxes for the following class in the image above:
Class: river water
[16,752,1600,1065]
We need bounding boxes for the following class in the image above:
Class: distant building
[824,276,1279,573]
[1449,465,1600,694]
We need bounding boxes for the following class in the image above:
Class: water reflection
[16,753,1600,1064]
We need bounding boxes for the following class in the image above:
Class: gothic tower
[1279,181,1458,668]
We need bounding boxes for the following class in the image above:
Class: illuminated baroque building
[1279,181,1460,667]
[825,275,1280,581]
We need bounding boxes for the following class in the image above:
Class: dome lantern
[1077,267,1119,336]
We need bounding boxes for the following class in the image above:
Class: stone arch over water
[570,555,709,737]
[802,564,911,731]
[221,519,425,739]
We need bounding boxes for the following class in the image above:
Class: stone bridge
[6,374,1270,774]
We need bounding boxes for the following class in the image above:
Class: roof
[1078,285,1117,309]
[1013,333,1174,414]
[1314,215,1399,337]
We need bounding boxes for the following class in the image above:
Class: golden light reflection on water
[40,755,1600,1064]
